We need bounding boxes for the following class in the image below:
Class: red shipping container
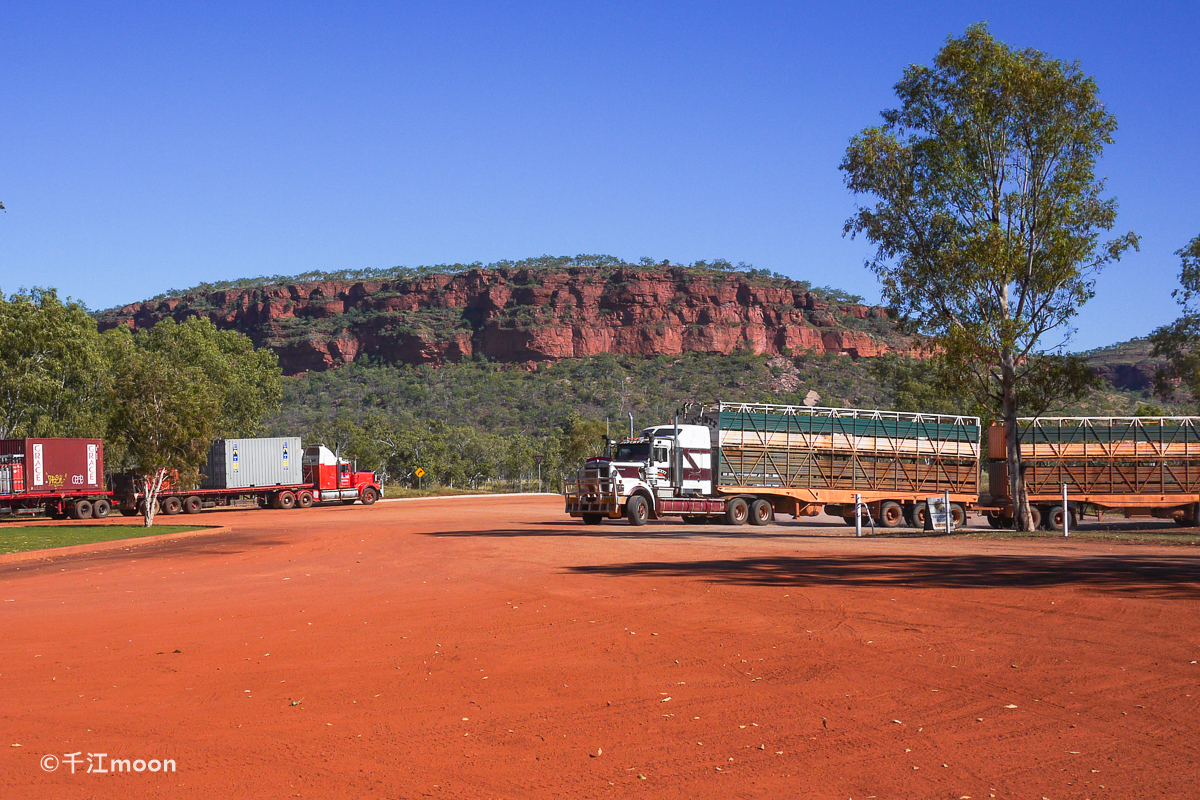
[0,439,104,495]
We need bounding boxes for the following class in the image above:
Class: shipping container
[0,439,104,495]
[201,437,303,489]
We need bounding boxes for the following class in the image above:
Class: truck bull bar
[564,466,621,518]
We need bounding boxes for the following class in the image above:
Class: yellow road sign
[414,467,425,478]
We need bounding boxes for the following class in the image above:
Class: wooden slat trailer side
[689,402,981,528]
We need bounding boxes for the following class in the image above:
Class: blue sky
[2,1,1197,351]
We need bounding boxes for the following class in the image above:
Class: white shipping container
[201,437,303,489]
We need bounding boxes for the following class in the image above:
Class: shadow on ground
[568,553,1200,597]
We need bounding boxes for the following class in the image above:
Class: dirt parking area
[2,495,1198,799]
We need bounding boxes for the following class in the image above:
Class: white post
[944,490,951,534]
[1062,483,1069,538]
[855,494,863,538]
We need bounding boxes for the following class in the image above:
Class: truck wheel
[842,515,857,526]
[626,495,649,526]
[70,500,93,520]
[724,497,749,526]
[749,499,774,526]
[92,499,112,519]
[911,503,929,530]
[879,501,903,528]
[985,511,1006,529]
[950,503,966,528]
[1047,506,1075,532]
[162,496,183,516]
[278,491,297,510]
[183,496,202,514]
[361,487,379,506]
[582,513,604,525]
[297,491,314,509]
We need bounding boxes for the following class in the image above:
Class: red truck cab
[302,445,382,504]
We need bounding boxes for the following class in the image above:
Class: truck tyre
[183,496,202,514]
[1047,506,1076,532]
[950,503,966,528]
[842,515,857,526]
[278,491,297,510]
[626,495,649,526]
[297,491,314,509]
[749,499,774,526]
[361,487,379,505]
[911,503,929,530]
[162,496,183,516]
[724,497,749,526]
[70,500,93,520]
[985,511,1006,529]
[582,513,604,525]
[879,500,903,528]
[92,499,112,519]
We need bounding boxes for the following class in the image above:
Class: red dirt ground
[2,495,1198,799]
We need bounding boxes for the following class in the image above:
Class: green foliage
[1151,234,1200,405]
[0,287,110,439]
[131,317,282,436]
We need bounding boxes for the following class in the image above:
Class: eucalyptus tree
[841,23,1136,528]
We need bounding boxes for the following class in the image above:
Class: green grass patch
[0,524,210,555]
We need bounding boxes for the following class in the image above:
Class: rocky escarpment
[97,267,927,375]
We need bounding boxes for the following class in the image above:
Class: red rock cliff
[97,267,924,375]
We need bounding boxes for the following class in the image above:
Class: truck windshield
[613,442,650,462]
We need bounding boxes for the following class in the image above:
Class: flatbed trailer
[982,417,1200,529]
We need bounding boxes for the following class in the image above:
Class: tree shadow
[568,553,1200,597]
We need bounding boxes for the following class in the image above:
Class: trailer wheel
[278,491,297,510]
[70,500,93,520]
[183,496,202,514]
[724,497,749,526]
[749,499,774,526]
[950,503,966,528]
[985,511,1006,529]
[1046,506,1077,532]
[162,496,183,516]
[879,500,904,528]
[92,499,112,519]
[297,491,314,509]
[361,487,379,506]
[582,513,604,525]
[911,503,929,530]
[626,495,649,526]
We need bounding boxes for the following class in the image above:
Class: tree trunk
[142,468,166,528]
[1001,352,1034,531]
